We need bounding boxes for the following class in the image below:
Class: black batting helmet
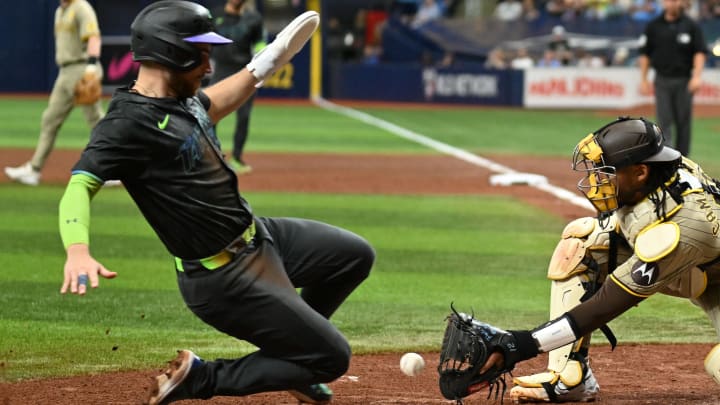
[131,0,231,71]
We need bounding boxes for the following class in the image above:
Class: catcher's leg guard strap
[513,355,584,388]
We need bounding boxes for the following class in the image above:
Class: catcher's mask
[572,117,681,214]
[131,0,232,71]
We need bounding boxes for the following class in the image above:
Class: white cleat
[4,162,40,186]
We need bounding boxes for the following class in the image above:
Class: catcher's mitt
[438,306,535,403]
[74,70,102,105]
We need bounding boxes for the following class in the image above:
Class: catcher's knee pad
[704,343,720,385]
[511,353,599,403]
[547,216,616,281]
[544,216,625,374]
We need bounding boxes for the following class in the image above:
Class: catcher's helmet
[131,0,231,71]
[572,117,681,214]
[589,117,681,168]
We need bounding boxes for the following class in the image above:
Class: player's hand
[479,351,505,375]
[61,243,117,296]
[639,79,652,96]
[688,76,702,93]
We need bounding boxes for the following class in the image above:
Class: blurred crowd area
[325,0,720,69]
[481,24,634,69]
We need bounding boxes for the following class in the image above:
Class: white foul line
[313,97,594,212]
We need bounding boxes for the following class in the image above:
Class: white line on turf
[313,97,594,212]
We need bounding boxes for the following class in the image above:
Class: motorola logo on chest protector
[631,261,659,286]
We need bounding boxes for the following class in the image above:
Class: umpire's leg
[654,75,675,150]
[672,77,693,156]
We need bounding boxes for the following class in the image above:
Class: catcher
[439,117,720,403]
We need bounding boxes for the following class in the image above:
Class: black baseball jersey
[639,13,707,78]
[73,86,253,259]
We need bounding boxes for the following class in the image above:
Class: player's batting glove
[246,11,319,87]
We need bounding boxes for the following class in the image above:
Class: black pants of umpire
[654,74,693,156]
[175,216,375,398]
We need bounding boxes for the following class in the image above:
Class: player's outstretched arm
[62,243,116,295]
[59,173,117,295]
[204,11,319,123]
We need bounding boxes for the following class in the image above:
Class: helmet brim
[642,145,682,163]
[184,32,232,44]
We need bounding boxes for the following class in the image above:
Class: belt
[60,59,86,68]
[175,220,256,273]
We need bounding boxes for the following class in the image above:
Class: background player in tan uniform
[5,0,103,186]
[437,117,720,403]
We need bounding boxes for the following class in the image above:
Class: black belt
[175,220,256,274]
[60,59,86,68]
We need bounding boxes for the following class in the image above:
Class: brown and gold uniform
[30,0,104,171]
[572,157,720,329]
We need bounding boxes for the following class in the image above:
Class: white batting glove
[246,44,283,88]
[246,11,319,87]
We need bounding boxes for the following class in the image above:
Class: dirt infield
[1,148,718,404]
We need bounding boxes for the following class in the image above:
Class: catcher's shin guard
[510,353,599,403]
[546,275,590,372]
[543,216,623,373]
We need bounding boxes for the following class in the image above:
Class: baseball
[400,352,425,377]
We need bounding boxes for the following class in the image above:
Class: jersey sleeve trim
[608,273,652,298]
[71,169,105,183]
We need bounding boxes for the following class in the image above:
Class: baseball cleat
[146,350,201,405]
[510,364,599,403]
[246,11,319,85]
[4,162,40,186]
[288,383,333,404]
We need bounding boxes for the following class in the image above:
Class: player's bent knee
[704,343,720,385]
[313,339,351,381]
[343,237,375,285]
[354,241,375,279]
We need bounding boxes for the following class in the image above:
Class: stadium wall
[325,63,720,108]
